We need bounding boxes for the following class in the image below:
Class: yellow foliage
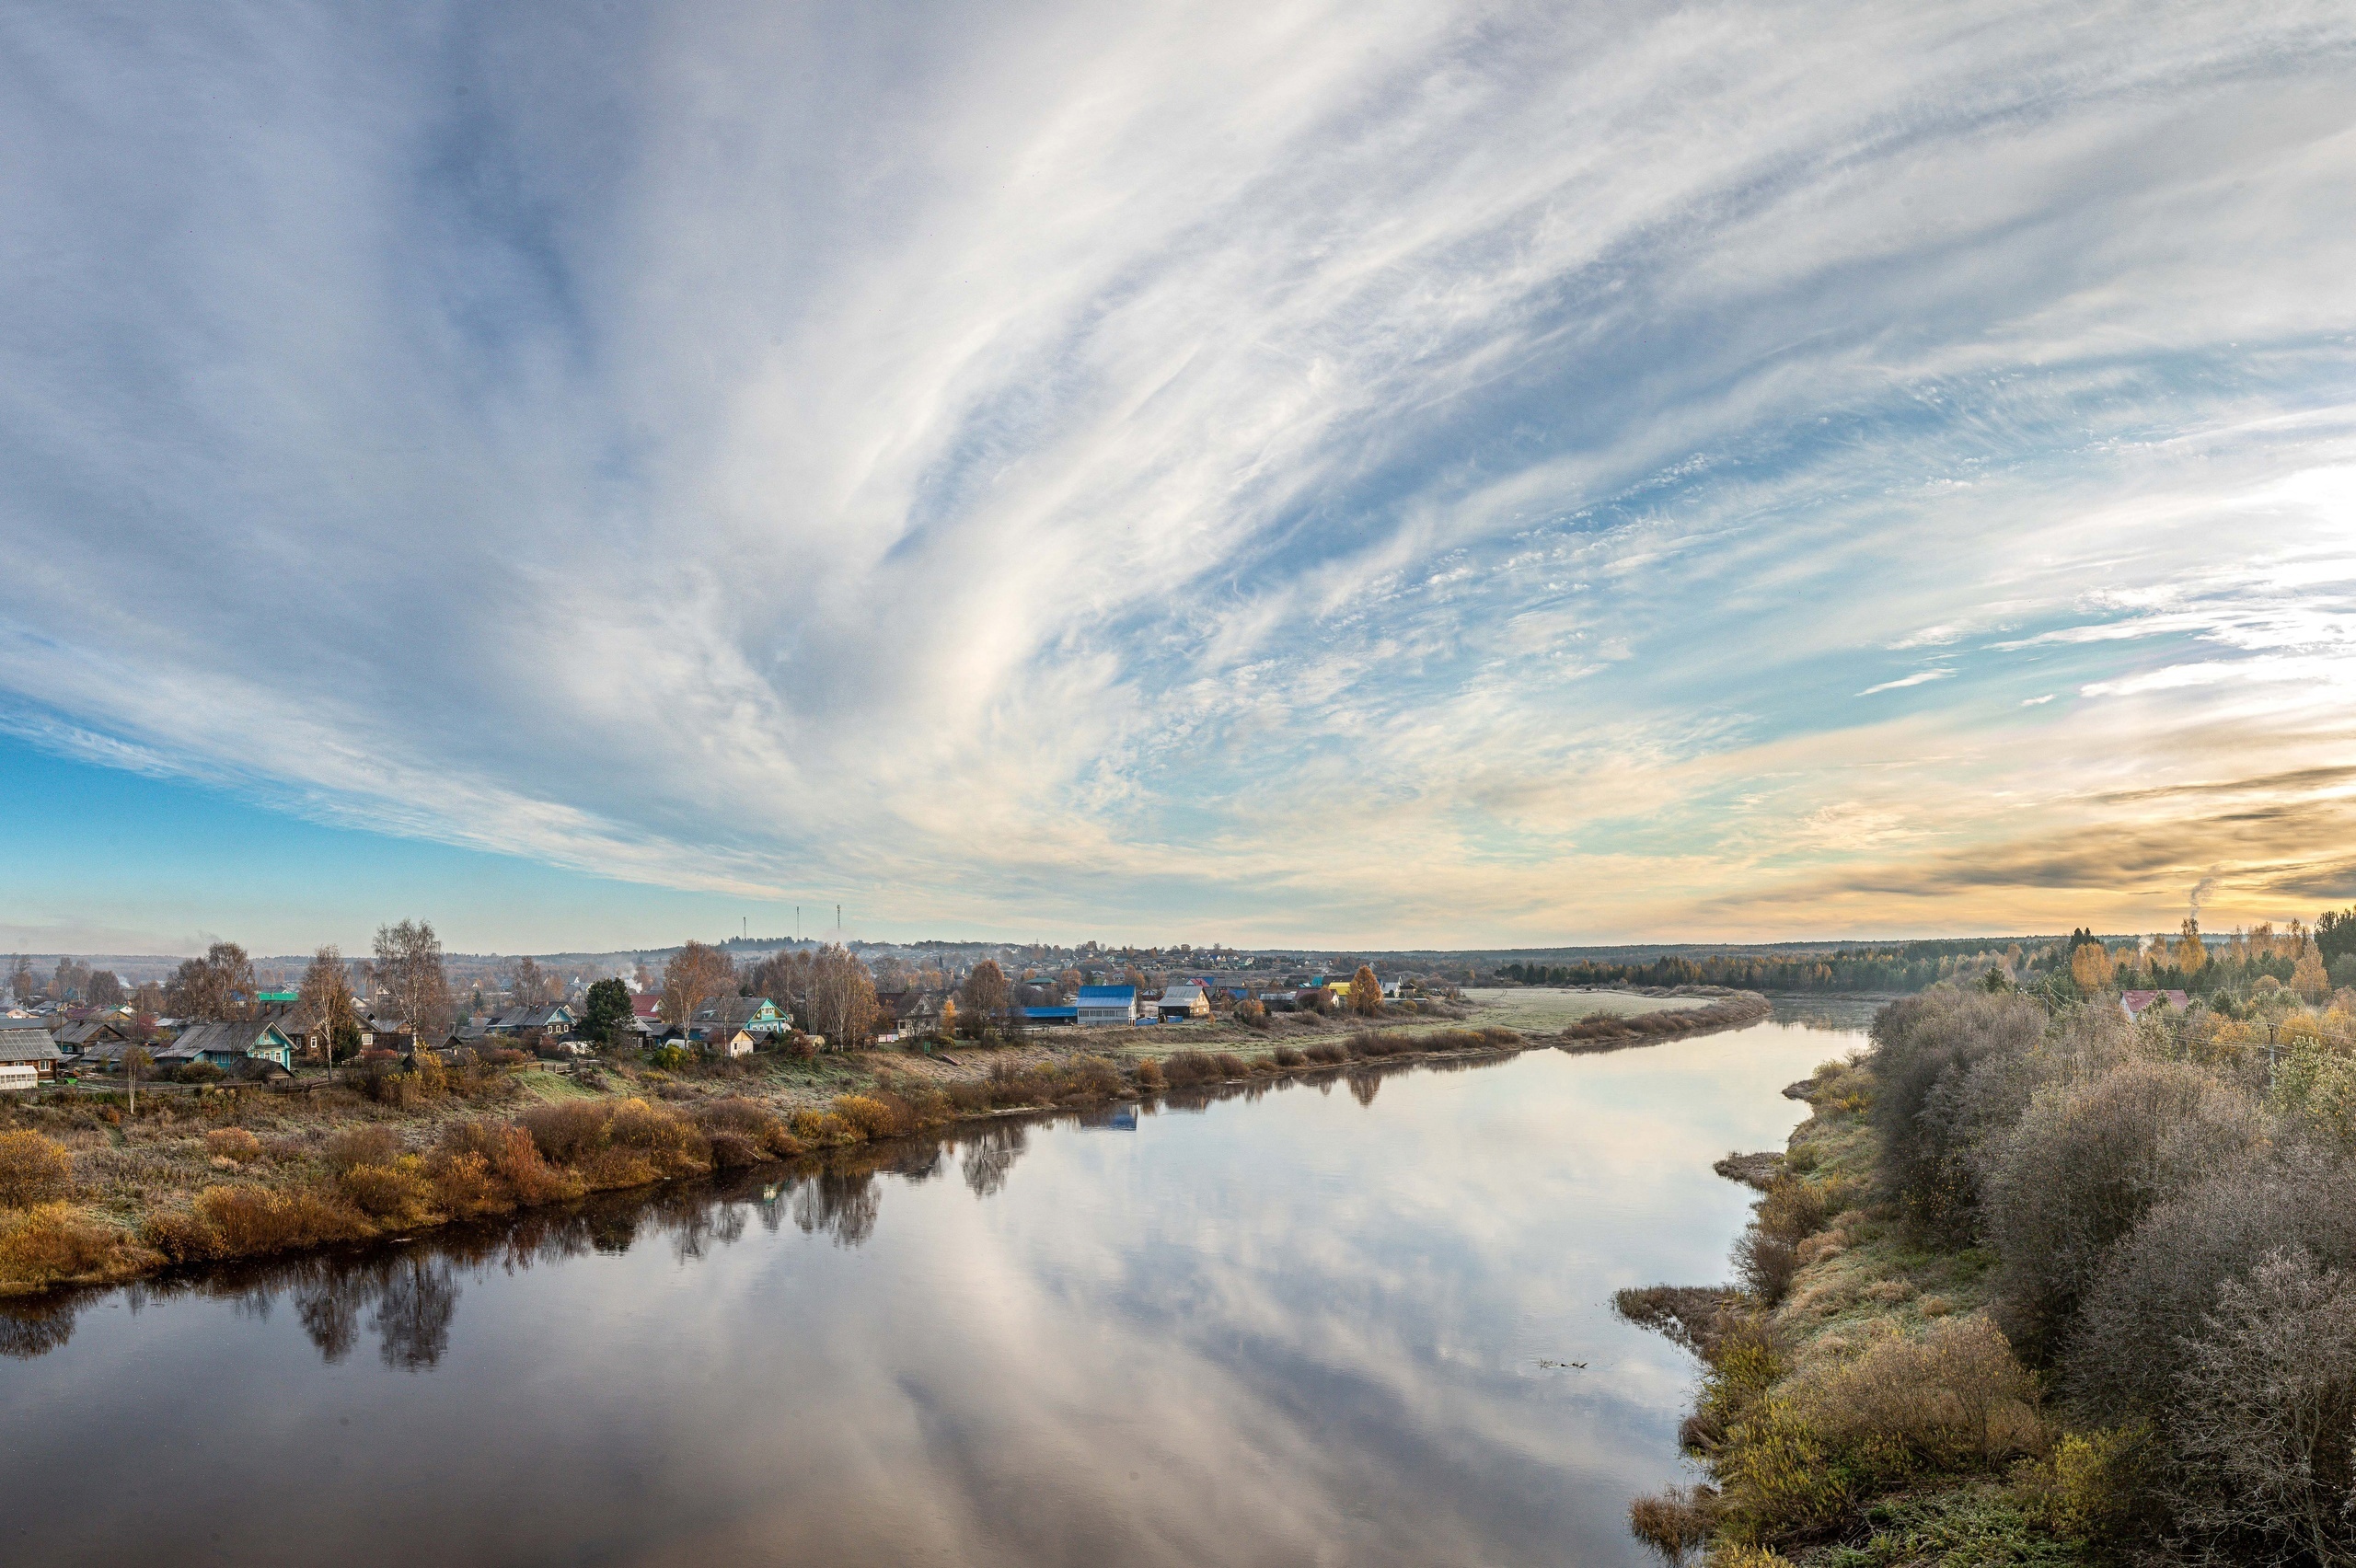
[0,1129,73,1208]
[2070,944,2116,990]
[2015,1425,2146,1538]
[791,1108,854,1146]
[0,1203,122,1283]
[340,1158,434,1221]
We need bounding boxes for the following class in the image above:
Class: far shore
[0,988,1766,1297]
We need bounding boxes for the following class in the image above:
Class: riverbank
[0,991,1765,1297]
[1616,1052,2106,1566]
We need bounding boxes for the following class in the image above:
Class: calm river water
[1,1014,1859,1566]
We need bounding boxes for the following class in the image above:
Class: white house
[1076,986,1138,1027]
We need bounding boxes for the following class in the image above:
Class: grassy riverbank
[0,989,1765,1297]
[1624,981,2356,1566]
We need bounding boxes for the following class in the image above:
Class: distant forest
[1502,912,2356,999]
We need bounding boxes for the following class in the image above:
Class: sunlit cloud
[1,0,2353,942]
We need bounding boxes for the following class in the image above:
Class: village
[0,933,1455,1094]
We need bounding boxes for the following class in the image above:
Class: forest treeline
[1506,906,2356,998]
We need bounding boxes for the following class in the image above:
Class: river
[0,1010,1860,1566]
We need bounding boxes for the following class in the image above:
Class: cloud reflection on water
[0,1024,1850,1566]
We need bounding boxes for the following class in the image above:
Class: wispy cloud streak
[1,0,2353,940]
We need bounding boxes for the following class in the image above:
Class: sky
[3,0,2355,957]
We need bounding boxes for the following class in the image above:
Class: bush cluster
[1858,983,2356,1562]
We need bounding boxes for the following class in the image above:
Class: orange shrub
[193,1185,367,1255]
[428,1150,504,1216]
[692,1098,797,1159]
[791,1109,853,1146]
[442,1121,582,1204]
[0,1203,122,1283]
[520,1100,611,1163]
[0,1130,73,1208]
[204,1128,264,1164]
[139,1207,214,1262]
[325,1124,401,1171]
[833,1094,907,1140]
[572,1147,659,1189]
[604,1098,708,1174]
[339,1159,433,1221]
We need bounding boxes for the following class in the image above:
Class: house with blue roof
[1075,986,1138,1027]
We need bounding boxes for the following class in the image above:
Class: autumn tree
[2176,917,2207,974]
[166,941,256,1020]
[1057,967,1082,1000]
[374,920,453,1041]
[2070,941,2117,992]
[961,960,1011,1021]
[86,969,126,1008]
[2294,943,2330,1001]
[659,940,738,1031]
[1348,965,1383,1017]
[299,945,359,1076]
[803,944,877,1048]
[6,955,32,1004]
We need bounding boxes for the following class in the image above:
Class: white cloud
[2,0,2354,940]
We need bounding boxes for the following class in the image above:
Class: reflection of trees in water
[792,1169,881,1248]
[369,1256,461,1371]
[0,1295,75,1358]
[3,1048,1539,1362]
[666,1191,748,1263]
[959,1123,1028,1198]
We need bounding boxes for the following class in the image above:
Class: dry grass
[0,1130,73,1208]
[203,1127,263,1164]
[0,1203,144,1285]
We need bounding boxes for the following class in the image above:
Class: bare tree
[48,957,90,1002]
[659,941,738,1032]
[960,960,1011,1021]
[165,941,256,1020]
[748,950,815,1021]
[505,955,561,1009]
[299,944,359,1078]
[2173,1249,2356,1562]
[374,920,453,1042]
[804,944,877,1048]
[86,969,126,1008]
[125,1046,152,1115]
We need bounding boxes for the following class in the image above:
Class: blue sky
[4,1,2355,955]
